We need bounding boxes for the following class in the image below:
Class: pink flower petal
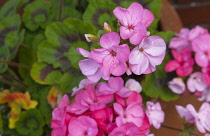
[100,32,120,49]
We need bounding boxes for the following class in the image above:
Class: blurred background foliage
[0,0,176,135]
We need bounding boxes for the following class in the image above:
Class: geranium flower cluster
[79,2,166,83]
[51,77,164,136]
[176,102,210,133]
[165,26,210,101]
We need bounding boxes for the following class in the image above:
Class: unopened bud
[104,22,112,33]
[84,34,99,42]
[146,31,150,37]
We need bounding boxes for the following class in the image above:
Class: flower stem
[0,78,25,91]
[0,60,30,69]
[58,0,63,22]
[161,124,183,132]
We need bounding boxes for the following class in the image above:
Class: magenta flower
[114,102,144,127]
[187,72,208,93]
[113,2,154,45]
[67,84,114,114]
[165,48,194,77]
[91,32,130,77]
[109,123,142,136]
[192,34,210,67]
[202,64,210,86]
[68,116,98,136]
[77,48,109,83]
[51,95,70,136]
[146,102,164,129]
[129,36,166,75]
[168,77,186,94]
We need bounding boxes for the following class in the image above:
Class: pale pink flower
[186,103,210,133]
[113,2,154,45]
[169,28,190,50]
[192,34,210,67]
[114,102,144,127]
[165,48,194,77]
[146,102,164,129]
[198,87,210,102]
[129,36,166,75]
[77,48,109,83]
[187,72,208,93]
[175,105,194,123]
[91,32,130,77]
[168,77,186,94]
[125,79,142,93]
[68,116,98,136]
[109,123,142,136]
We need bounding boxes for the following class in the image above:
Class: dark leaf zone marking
[0,26,18,47]
[40,64,60,81]
[31,9,48,24]
[3,6,15,18]
[92,8,112,28]
[66,67,83,77]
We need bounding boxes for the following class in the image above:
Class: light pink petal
[176,28,190,38]
[96,82,114,95]
[192,34,210,52]
[79,59,99,76]
[87,68,102,83]
[100,32,120,49]
[145,51,165,66]
[189,25,208,40]
[117,87,132,98]
[113,7,131,26]
[143,63,156,74]
[66,103,88,115]
[111,58,127,76]
[169,38,189,50]
[77,48,90,58]
[168,78,185,94]
[125,79,142,93]
[165,60,180,72]
[102,55,116,76]
[127,2,143,25]
[113,103,124,116]
[91,48,109,64]
[126,91,143,105]
[126,102,144,117]
[129,25,147,45]
[143,36,166,56]
[108,77,124,91]
[120,26,134,39]
[142,9,154,27]
[195,52,208,67]
[114,44,130,62]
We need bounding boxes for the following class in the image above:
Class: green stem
[0,78,25,91]
[161,124,183,132]
[0,60,30,69]
[58,0,63,22]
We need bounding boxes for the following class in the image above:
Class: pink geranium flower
[129,36,166,75]
[67,84,114,114]
[165,48,194,77]
[68,116,98,136]
[114,102,144,127]
[176,105,194,123]
[109,123,142,136]
[146,102,164,129]
[202,64,210,86]
[113,2,154,45]
[192,34,210,67]
[77,48,109,83]
[91,32,130,77]
[51,95,71,136]
[168,77,186,94]
[187,72,208,93]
